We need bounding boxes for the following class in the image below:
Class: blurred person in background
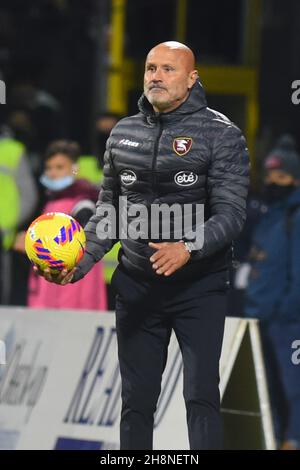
[0,117,38,305]
[77,112,121,311]
[95,112,120,310]
[77,113,120,186]
[245,135,300,450]
[17,139,107,311]
[8,80,65,175]
[228,184,268,317]
[6,106,39,174]
[94,113,120,168]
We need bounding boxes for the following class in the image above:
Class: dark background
[0,0,300,160]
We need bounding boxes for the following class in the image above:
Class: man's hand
[33,265,77,285]
[149,241,190,277]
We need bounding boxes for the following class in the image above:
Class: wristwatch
[180,240,194,254]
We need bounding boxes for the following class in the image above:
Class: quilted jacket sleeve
[187,124,250,259]
[71,143,120,282]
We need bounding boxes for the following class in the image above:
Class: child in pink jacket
[27,140,107,310]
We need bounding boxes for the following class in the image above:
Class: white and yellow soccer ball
[25,212,86,274]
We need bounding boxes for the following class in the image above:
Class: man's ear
[188,70,199,89]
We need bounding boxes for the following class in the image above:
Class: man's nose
[151,69,163,81]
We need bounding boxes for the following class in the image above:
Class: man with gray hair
[38,41,249,449]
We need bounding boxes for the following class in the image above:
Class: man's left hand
[149,242,190,277]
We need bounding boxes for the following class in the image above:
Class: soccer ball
[25,212,86,274]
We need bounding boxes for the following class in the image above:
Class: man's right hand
[33,265,77,285]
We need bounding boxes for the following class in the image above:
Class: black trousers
[112,266,228,450]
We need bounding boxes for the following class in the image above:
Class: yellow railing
[107,0,126,114]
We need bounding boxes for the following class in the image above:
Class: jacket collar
[138,80,207,124]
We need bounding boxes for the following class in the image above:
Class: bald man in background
[39,42,249,449]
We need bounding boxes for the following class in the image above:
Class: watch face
[185,242,194,253]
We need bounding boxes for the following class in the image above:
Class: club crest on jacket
[173,137,193,156]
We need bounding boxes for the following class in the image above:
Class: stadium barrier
[0,307,275,450]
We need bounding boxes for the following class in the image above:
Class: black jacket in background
[72,81,250,283]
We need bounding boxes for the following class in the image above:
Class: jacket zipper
[151,119,163,192]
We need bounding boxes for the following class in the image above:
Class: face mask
[40,174,75,191]
[262,183,295,204]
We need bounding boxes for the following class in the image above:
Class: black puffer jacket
[73,81,249,283]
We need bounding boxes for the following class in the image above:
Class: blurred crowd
[0,109,120,310]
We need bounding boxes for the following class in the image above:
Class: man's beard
[146,92,171,111]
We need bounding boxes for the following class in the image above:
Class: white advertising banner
[0,308,271,450]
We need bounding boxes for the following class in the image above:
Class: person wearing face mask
[94,113,120,168]
[245,135,300,450]
[25,139,107,310]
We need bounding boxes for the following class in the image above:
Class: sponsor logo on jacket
[119,169,137,185]
[119,139,140,148]
[173,137,193,156]
[174,171,198,186]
